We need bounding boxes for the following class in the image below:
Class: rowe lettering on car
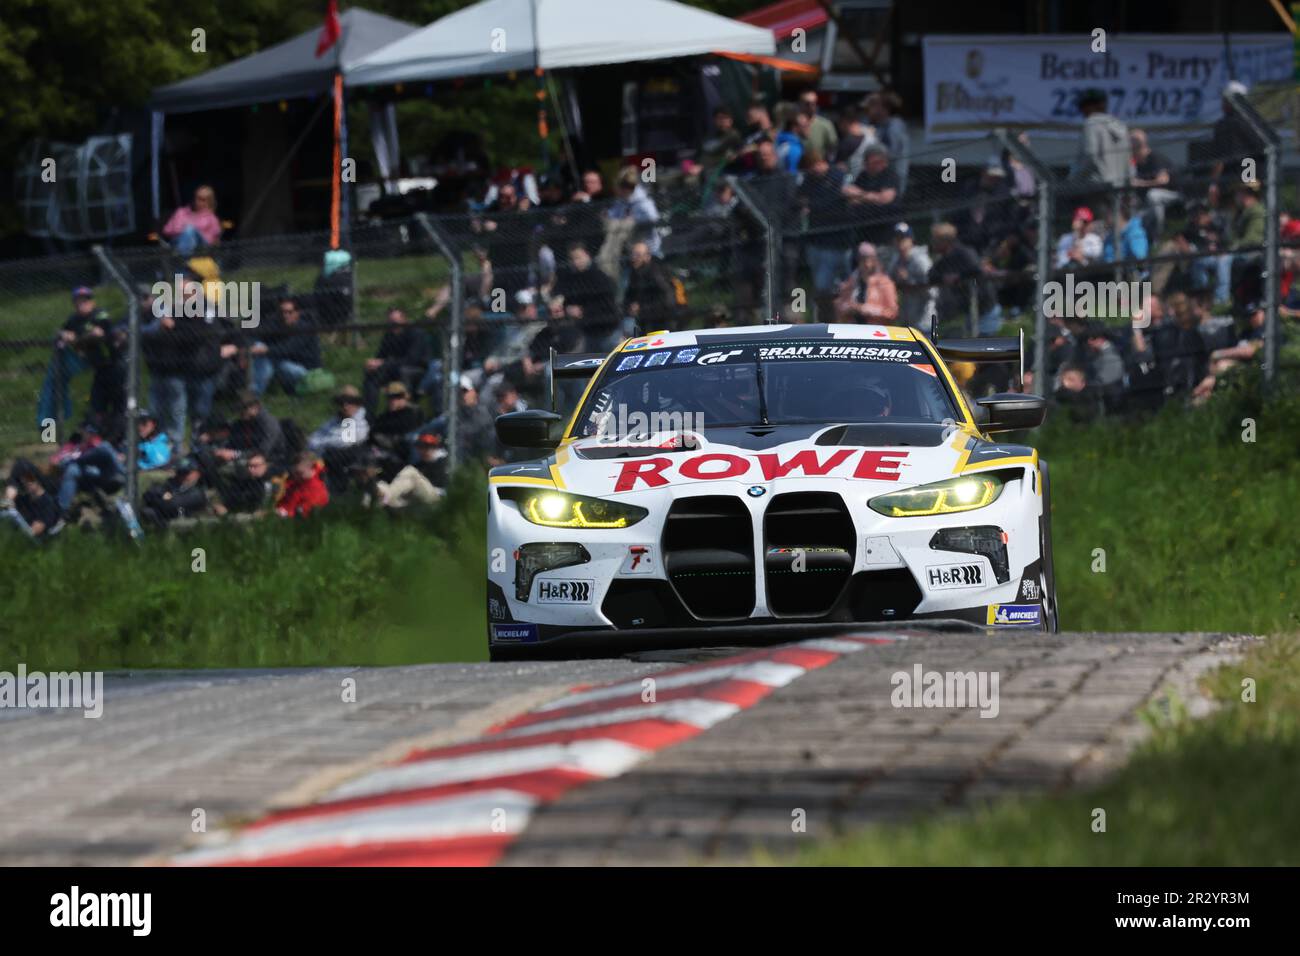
[612,448,909,491]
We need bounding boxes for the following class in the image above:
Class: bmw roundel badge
[747,486,766,498]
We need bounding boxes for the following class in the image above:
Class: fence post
[415,213,463,475]
[91,244,140,509]
[1224,91,1283,389]
[996,129,1054,396]
[730,177,775,321]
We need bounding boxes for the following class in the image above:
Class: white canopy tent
[346,0,776,86]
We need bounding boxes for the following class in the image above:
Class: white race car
[486,323,1057,659]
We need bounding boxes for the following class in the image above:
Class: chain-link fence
[1,89,1295,537]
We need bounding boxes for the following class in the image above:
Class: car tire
[1038,459,1060,634]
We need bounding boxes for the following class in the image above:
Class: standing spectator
[799,149,851,318]
[36,286,103,432]
[606,166,662,257]
[863,92,909,195]
[928,222,998,334]
[1129,128,1179,236]
[623,240,678,331]
[141,300,188,443]
[555,243,620,351]
[1209,82,1255,189]
[275,454,329,518]
[775,114,806,173]
[953,159,1016,254]
[161,185,222,257]
[881,223,935,329]
[833,107,874,180]
[1055,206,1104,269]
[363,307,432,410]
[1070,89,1130,196]
[1083,322,1126,409]
[842,144,901,245]
[251,297,321,396]
[798,91,838,160]
[835,242,898,322]
[1102,201,1150,265]
[700,108,743,174]
[178,305,235,444]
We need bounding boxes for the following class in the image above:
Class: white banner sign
[924,33,1292,139]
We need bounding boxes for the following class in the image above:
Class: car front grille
[662,495,755,620]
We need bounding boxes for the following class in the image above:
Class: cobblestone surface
[0,659,668,865]
[502,631,1249,865]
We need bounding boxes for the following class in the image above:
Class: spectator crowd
[4,84,1294,543]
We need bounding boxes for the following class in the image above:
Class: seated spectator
[1052,362,1102,423]
[211,451,274,517]
[137,410,173,472]
[251,297,321,395]
[2,461,63,541]
[275,453,329,519]
[555,243,620,351]
[1154,292,1215,401]
[624,240,679,331]
[1130,128,1179,237]
[375,432,447,509]
[309,385,370,495]
[881,223,935,329]
[1055,207,1103,269]
[1083,322,1126,409]
[140,456,208,528]
[928,223,999,334]
[1208,304,1269,376]
[842,144,901,245]
[834,242,898,323]
[161,185,222,257]
[370,381,425,470]
[225,391,287,470]
[54,426,123,512]
[36,286,103,432]
[363,307,432,410]
[863,91,909,195]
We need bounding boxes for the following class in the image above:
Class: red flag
[316,0,342,58]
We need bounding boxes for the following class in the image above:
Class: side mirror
[496,409,565,449]
[975,393,1047,433]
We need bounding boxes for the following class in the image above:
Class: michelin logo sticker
[987,604,1042,627]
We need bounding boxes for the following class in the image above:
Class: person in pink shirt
[834,241,899,322]
[162,185,222,256]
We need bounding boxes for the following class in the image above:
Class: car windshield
[574,340,960,439]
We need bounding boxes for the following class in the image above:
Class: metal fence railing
[1,90,1295,536]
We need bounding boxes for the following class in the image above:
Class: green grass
[1042,372,1300,635]
[0,471,488,671]
[793,634,1300,865]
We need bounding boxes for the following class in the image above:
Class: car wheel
[1038,459,1060,634]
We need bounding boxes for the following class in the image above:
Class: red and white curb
[173,635,902,867]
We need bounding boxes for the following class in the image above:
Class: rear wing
[548,350,607,415]
[934,329,1025,383]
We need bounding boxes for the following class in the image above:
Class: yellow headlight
[512,491,648,529]
[869,474,1003,518]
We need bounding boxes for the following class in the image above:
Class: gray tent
[150,8,417,114]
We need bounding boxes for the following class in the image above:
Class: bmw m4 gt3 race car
[486,323,1057,659]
